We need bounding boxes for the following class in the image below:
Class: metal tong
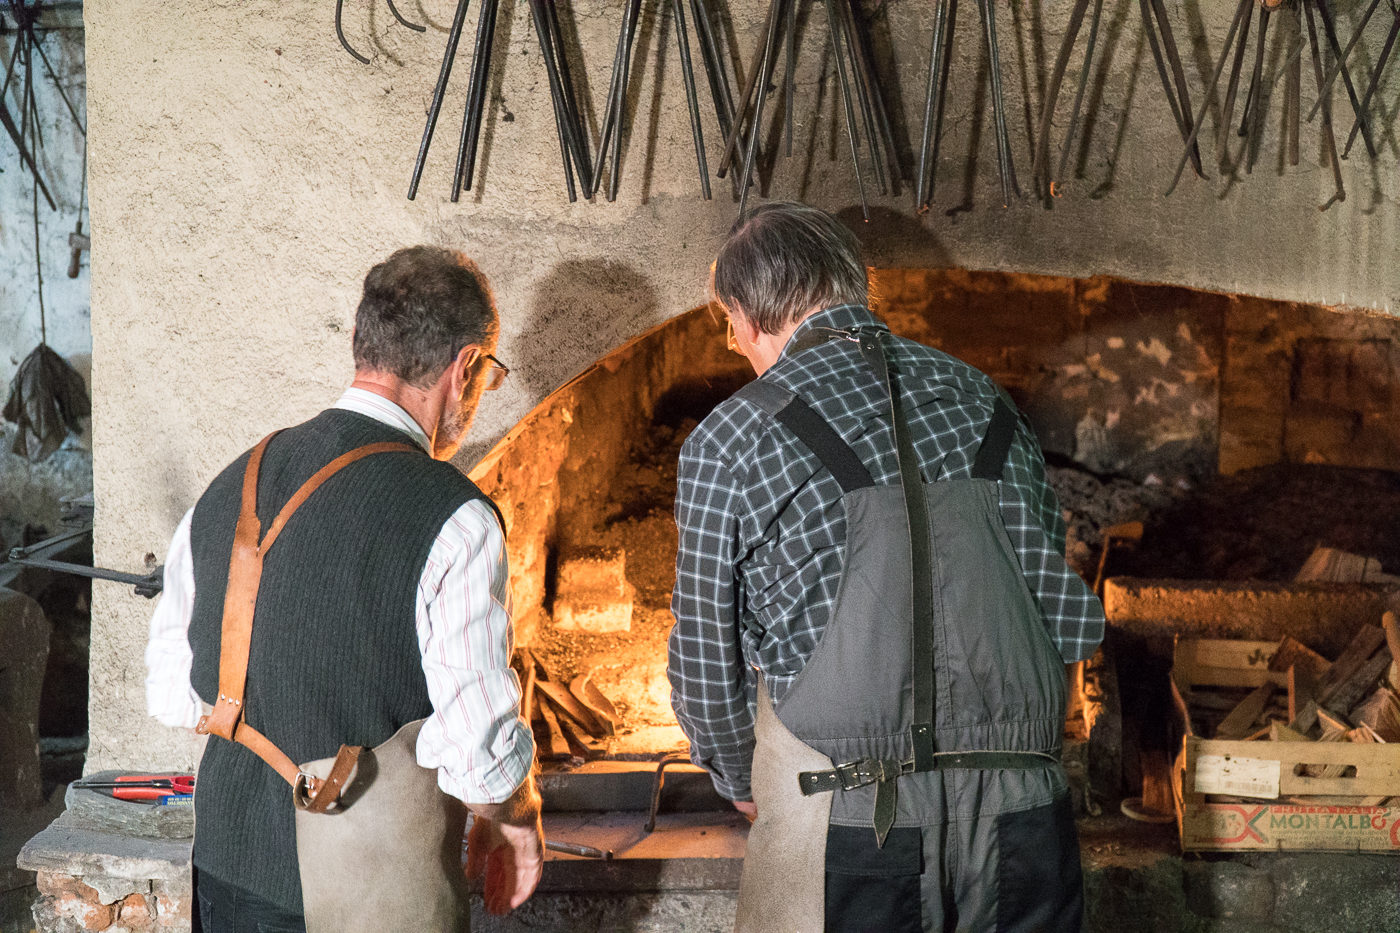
[916,0,1018,211]
[719,0,898,219]
[336,0,426,65]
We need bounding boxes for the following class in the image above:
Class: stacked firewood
[1184,611,1400,802]
[513,647,619,765]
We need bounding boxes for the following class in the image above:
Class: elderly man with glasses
[669,204,1103,933]
[144,246,541,933]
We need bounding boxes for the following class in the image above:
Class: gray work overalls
[732,329,1085,933]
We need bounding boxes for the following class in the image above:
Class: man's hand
[464,813,543,915]
[465,775,544,915]
[733,799,757,822]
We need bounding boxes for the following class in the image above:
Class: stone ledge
[17,814,190,882]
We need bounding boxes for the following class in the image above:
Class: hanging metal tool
[451,0,500,199]
[916,0,1018,210]
[1165,0,1353,209]
[336,0,427,65]
[407,0,473,200]
[718,0,899,219]
[0,2,54,210]
[592,0,738,201]
[528,0,594,200]
[1138,0,1202,181]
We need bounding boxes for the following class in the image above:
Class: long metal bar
[407,0,472,200]
[1033,0,1091,192]
[822,0,869,218]
[1149,0,1200,177]
[846,0,901,183]
[1302,0,1344,208]
[1286,18,1300,167]
[692,0,737,140]
[1215,0,1252,165]
[839,0,886,195]
[591,0,635,198]
[547,0,594,192]
[454,0,500,198]
[673,0,713,198]
[1305,0,1380,123]
[1314,0,1375,157]
[1342,8,1400,158]
[1054,0,1104,189]
[1140,0,1193,176]
[610,0,644,200]
[718,0,778,179]
[916,0,955,209]
[1243,7,1270,174]
[737,0,787,215]
[1166,0,1251,196]
[979,0,1018,204]
[784,0,795,157]
[529,0,580,201]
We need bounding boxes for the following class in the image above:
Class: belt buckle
[835,759,875,791]
[292,771,318,810]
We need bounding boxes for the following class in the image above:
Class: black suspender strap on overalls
[746,327,1057,847]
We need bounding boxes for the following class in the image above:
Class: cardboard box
[1171,638,1400,852]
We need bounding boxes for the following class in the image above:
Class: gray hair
[353,246,498,388]
[711,201,869,335]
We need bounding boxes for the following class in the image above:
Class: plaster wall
[0,23,91,549]
[84,0,1400,772]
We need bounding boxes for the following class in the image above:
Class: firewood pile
[1178,611,1400,805]
[513,647,620,766]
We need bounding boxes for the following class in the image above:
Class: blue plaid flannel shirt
[668,304,1106,801]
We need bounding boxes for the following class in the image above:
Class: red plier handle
[74,774,195,800]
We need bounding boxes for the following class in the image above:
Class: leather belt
[798,749,1060,796]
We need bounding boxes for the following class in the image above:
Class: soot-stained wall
[86,0,1400,772]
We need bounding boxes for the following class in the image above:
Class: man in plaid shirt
[668,203,1103,932]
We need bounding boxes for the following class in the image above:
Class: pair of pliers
[73,775,195,801]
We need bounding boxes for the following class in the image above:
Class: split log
[1216,684,1274,739]
[1288,699,1321,736]
[1269,722,1308,742]
[1314,625,1386,707]
[1325,647,1393,717]
[536,680,608,738]
[1353,689,1400,743]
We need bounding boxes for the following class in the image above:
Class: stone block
[1183,861,1276,920]
[64,777,194,841]
[116,894,153,931]
[554,549,634,633]
[1268,853,1400,933]
[0,587,49,812]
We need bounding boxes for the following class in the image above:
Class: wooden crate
[1171,638,1400,852]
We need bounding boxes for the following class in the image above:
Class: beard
[431,380,487,460]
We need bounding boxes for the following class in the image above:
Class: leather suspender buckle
[834,757,905,792]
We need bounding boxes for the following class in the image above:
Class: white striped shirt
[144,388,534,804]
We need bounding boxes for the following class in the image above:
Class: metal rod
[840,0,887,195]
[1302,0,1344,207]
[547,0,594,192]
[1286,20,1300,167]
[1166,0,1251,196]
[1033,0,1091,192]
[1144,0,1201,177]
[1342,8,1400,158]
[528,0,579,201]
[455,0,500,196]
[1306,0,1380,123]
[1215,0,1253,166]
[916,0,954,208]
[1054,0,1104,189]
[1314,0,1375,157]
[673,0,713,198]
[407,0,472,200]
[692,0,737,140]
[591,0,635,197]
[718,0,778,179]
[979,0,1018,204]
[784,0,795,157]
[737,0,786,215]
[385,0,428,32]
[822,0,869,218]
[335,0,372,64]
[846,0,901,184]
[610,0,644,200]
[1243,7,1270,174]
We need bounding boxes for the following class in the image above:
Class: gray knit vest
[187,408,495,912]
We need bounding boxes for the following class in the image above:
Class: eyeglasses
[482,353,510,391]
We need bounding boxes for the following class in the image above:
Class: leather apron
[730,329,1076,932]
[195,432,473,933]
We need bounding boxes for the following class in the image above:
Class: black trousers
[195,867,307,933]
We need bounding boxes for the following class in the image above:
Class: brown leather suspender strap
[196,434,417,811]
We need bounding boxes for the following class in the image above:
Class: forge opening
[470,269,1400,828]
